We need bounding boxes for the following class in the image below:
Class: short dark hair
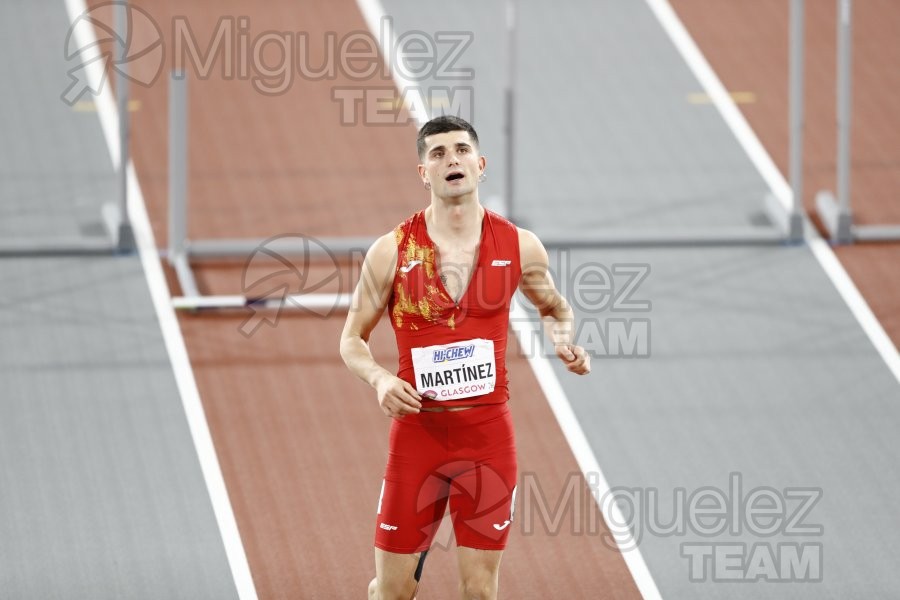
[416,115,479,160]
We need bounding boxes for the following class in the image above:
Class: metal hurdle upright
[814,0,900,244]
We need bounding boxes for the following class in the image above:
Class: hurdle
[498,0,805,247]
[815,0,900,244]
[166,70,363,312]
[0,1,135,258]
[166,0,819,312]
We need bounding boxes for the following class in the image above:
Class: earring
[424,181,431,190]
[478,171,487,183]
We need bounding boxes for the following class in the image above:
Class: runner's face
[419,131,485,199]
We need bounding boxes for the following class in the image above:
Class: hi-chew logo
[433,344,475,363]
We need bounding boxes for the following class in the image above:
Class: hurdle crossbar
[172,293,352,312]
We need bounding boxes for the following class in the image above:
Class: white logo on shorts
[379,523,399,531]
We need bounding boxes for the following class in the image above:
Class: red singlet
[388,209,522,408]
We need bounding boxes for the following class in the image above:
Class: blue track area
[0,2,116,242]
[0,2,238,597]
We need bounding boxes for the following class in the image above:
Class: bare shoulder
[360,230,399,285]
[517,226,548,268]
[368,230,399,261]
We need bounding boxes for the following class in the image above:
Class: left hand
[555,344,591,375]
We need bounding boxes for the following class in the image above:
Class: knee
[458,573,497,600]
[372,577,417,600]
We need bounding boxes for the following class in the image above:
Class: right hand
[376,375,422,417]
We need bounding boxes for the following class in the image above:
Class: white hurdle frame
[500,0,802,246]
[815,0,900,244]
[166,0,830,311]
[0,1,134,257]
[166,71,361,311]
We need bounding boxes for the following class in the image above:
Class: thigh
[376,417,449,554]
[447,407,518,550]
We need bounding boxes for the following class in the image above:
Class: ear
[417,163,427,184]
[478,155,486,173]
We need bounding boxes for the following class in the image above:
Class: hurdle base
[0,202,134,258]
[853,224,900,243]
[172,293,351,313]
[539,226,785,248]
[0,237,116,257]
[815,191,853,244]
[764,193,805,243]
[813,191,900,244]
[102,202,136,253]
[187,237,374,259]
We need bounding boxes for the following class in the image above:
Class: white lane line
[805,238,900,382]
[644,0,792,206]
[354,0,663,597]
[510,306,664,600]
[355,0,424,112]
[62,1,258,598]
[645,0,900,384]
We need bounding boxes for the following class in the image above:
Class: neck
[425,196,484,240]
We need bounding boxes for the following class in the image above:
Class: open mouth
[445,172,465,182]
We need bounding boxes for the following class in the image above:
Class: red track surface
[672,0,900,346]
[95,1,643,597]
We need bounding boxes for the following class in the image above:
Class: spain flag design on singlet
[389,209,522,408]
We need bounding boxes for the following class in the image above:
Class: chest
[391,217,520,330]
[433,239,480,304]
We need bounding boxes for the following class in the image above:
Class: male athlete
[340,115,590,600]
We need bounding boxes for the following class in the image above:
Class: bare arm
[517,228,590,375]
[339,232,423,416]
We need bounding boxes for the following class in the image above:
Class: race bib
[411,338,496,402]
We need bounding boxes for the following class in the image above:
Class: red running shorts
[374,402,518,554]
